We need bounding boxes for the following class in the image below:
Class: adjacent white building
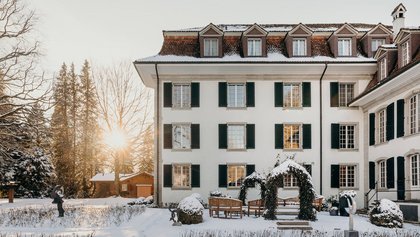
[134,3,420,220]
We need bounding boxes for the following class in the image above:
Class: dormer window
[204,38,219,57]
[371,39,386,53]
[338,38,352,56]
[247,38,262,56]
[402,41,410,66]
[379,58,387,80]
[293,39,307,56]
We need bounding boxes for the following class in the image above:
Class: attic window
[399,13,403,18]
[402,41,410,67]
[247,38,262,56]
[204,38,218,57]
[292,38,307,56]
[371,39,385,54]
[379,58,387,80]
[338,38,352,56]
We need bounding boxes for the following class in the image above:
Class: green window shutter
[246,82,255,107]
[218,124,227,149]
[302,82,311,107]
[331,165,340,188]
[163,83,172,107]
[246,164,256,187]
[369,162,376,189]
[191,83,200,107]
[369,113,375,146]
[218,165,227,188]
[386,103,395,141]
[397,156,405,200]
[275,124,283,149]
[163,124,172,149]
[387,157,395,189]
[191,124,200,149]
[397,99,405,138]
[218,82,227,107]
[191,165,200,188]
[330,82,339,107]
[274,82,283,107]
[163,165,172,187]
[303,164,312,176]
[331,123,339,149]
[303,124,312,149]
[246,124,255,149]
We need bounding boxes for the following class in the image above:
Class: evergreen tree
[138,125,154,174]
[51,63,76,197]
[68,63,80,195]
[78,60,100,197]
[27,102,50,150]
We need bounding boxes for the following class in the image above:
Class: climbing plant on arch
[263,158,316,221]
[238,172,266,205]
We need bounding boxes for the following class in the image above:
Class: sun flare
[104,128,128,149]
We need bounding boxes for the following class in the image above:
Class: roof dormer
[286,23,313,57]
[328,23,358,57]
[199,23,223,58]
[242,24,268,57]
[374,45,397,81]
[361,23,393,57]
[394,28,420,69]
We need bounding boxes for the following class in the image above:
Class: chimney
[391,3,407,38]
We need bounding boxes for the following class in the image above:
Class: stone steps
[277,220,313,231]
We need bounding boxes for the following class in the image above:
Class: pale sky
[28,0,420,74]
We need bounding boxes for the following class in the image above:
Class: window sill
[172,187,192,190]
[374,141,389,147]
[227,186,241,190]
[171,107,192,110]
[339,187,359,191]
[227,148,247,152]
[282,107,303,110]
[403,132,420,139]
[283,148,303,152]
[337,106,359,110]
[283,187,299,190]
[171,148,192,152]
[338,148,359,152]
[226,107,247,110]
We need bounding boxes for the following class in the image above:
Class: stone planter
[177,209,203,225]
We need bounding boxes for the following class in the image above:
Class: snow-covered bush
[190,193,205,206]
[210,190,222,197]
[177,194,204,224]
[127,196,154,206]
[369,199,403,228]
[339,190,356,198]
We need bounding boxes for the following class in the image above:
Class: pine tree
[78,60,100,197]
[27,102,50,150]
[51,63,76,196]
[138,125,154,174]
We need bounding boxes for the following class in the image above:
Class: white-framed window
[247,38,262,56]
[204,38,218,57]
[371,39,386,53]
[377,109,386,144]
[402,41,410,67]
[339,165,356,188]
[339,124,356,149]
[172,164,191,188]
[338,83,354,107]
[408,93,420,135]
[378,160,386,188]
[293,38,307,56]
[411,154,420,187]
[121,184,128,192]
[172,83,191,108]
[284,173,298,187]
[172,124,191,149]
[227,83,246,108]
[284,124,301,149]
[227,124,246,150]
[379,58,387,80]
[284,83,301,107]
[338,38,352,56]
[227,165,246,187]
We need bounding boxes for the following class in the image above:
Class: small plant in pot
[326,195,339,216]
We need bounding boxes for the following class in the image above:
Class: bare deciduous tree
[94,62,152,196]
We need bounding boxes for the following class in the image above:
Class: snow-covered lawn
[0,198,419,237]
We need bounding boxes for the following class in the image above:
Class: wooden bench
[278,196,324,211]
[208,197,243,219]
[247,199,265,217]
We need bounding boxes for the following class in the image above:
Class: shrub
[369,199,403,228]
[177,195,204,224]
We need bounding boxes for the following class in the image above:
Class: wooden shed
[90,172,154,198]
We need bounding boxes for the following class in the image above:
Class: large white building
[134,4,420,220]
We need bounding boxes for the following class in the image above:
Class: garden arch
[263,159,316,221]
[238,172,266,204]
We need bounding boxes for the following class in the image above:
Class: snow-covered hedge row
[0,205,145,228]
[127,196,154,206]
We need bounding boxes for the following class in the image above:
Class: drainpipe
[319,63,328,195]
[154,63,161,206]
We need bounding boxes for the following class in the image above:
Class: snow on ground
[1,198,420,237]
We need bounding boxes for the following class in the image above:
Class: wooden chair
[247,199,264,217]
